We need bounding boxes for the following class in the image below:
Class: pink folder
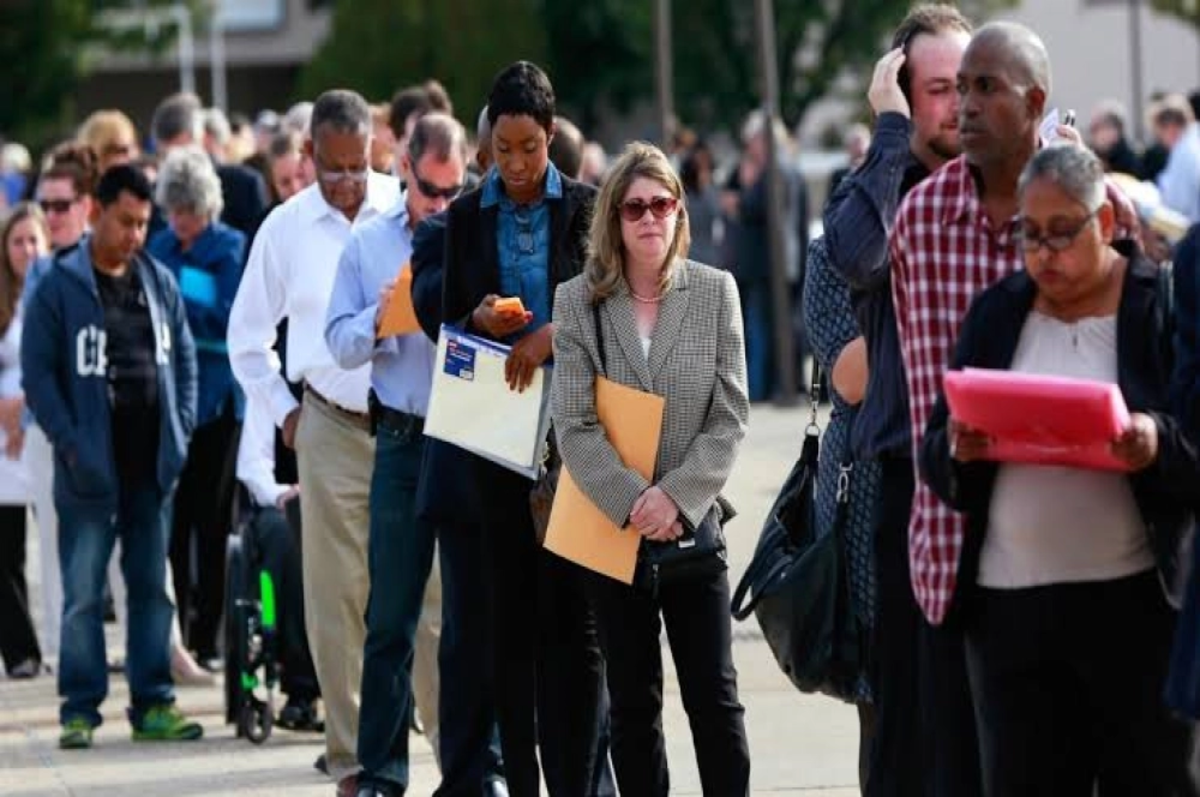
[942,368,1132,472]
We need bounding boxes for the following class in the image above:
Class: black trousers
[170,406,239,658]
[587,566,750,797]
[246,501,318,700]
[866,458,923,797]
[967,570,1195,797]
[919,611,981,797]
[0,505,39,671]
[474,459,606,797]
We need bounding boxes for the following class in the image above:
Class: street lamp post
[654,0,674,147]
[752,0,798,405]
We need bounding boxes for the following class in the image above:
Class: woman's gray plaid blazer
[550,259,750,530]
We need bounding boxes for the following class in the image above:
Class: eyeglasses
[619,196,679,223]
[316,165,370,185]
[412,171,463,201]
[38,198,77,215]
[1016,208,1099,253]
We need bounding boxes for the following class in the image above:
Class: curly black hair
[486,61,555,133]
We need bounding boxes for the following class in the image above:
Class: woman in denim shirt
[147,146,245,667]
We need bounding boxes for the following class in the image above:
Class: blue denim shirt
[480,163,563,339]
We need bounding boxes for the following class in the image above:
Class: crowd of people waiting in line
[2,4,1200,797]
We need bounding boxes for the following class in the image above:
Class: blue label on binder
[444,339,476,381]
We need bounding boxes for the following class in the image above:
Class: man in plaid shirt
[889,21,1049,795]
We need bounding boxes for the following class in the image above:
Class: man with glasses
[889,23,1136,795]
[36,143,97,251]
[228,89,399,797]
[325,111,483,797]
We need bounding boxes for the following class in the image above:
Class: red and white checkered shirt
[889,156,1024,625]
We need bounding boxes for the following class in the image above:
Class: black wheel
[223,534,251,726]
[240,698,273,745]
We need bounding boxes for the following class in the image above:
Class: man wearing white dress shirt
[227,89,399,797]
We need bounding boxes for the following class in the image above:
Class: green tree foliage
[298,0,547,121]
[0,0,193,147]
[1150,0,1200,31]
[300,0,1018,136]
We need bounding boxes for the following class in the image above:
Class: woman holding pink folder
[551,142,750,796]
[922,145,1196,795]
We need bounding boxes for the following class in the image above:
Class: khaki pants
[415,549,441,762]
[296,397,373,781]
[296,396,443,779]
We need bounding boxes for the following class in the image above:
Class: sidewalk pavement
[0,403,863,796]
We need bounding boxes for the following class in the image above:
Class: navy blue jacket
[21,238,198,510]
[1171,223,1200,440]
[922,253,1196,600]
[147,221,245,425]
[822,112,929,460]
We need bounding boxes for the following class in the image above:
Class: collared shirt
[480,163,563,336]
[1158,123,1200,224]
[324,195,437,417]
[822,112,930,459]
[889,156,1024,624]
[237,392,288,508]
[228,173,400,425]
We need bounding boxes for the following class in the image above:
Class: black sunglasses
[413,172,463,201]
[39,198,76,215]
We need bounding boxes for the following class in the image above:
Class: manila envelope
[544,376,664,584]
[376,261,420,339]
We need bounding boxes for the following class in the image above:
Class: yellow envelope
[376,261,420,339]
[544,376,664,584]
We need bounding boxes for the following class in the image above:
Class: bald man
[891,22,1149,796]
[889,21,1048,796]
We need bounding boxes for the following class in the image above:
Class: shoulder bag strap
[592,300,607,377]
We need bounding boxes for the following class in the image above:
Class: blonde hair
[586,141,690,302]
[78,110,138,159]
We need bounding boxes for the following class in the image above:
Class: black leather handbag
[730,390,863,701]
[589,301,727,596]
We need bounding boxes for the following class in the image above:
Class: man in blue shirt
[325,113,477,797]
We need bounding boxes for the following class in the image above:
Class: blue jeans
[57,481,174,727]
[358,413,437,789]
[742,281,774,402]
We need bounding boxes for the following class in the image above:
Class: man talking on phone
[821,6,975,795]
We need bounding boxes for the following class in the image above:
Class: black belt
[377,404,425,435]
[303,384,371,430]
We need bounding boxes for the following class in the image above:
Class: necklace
[630,289,663,304]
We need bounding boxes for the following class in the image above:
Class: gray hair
[1018,145,1105,211]
[476,105,491,143]
[284,101,313,135]
[155,146,224,220]
[203,107,232,146]
[152,92,204,147]
[310,91,371,139]
[408,112,469,165]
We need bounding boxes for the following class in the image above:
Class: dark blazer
[441,174,597,338]
[411,211,449,343]
[216,162,270,237]
[1171,223,1200,440]
[921,251,1197,600]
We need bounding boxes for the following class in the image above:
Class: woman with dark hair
[0,203,46,678]
[440,61,608,796]
[680,142,723,268]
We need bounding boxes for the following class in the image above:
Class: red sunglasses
[619,195,679,222]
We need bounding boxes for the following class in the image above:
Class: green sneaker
[131,704,203,742]
[59,718,94,750]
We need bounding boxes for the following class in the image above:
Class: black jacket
[921,251,1197,599]
[441,175,597,339]
[216,162,270,237]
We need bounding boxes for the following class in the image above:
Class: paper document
[424,325,552,479]
[544,376,665,584]
[376,261,420,339]
[943,367,1131,471]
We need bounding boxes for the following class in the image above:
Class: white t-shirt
[980,311,1153,588]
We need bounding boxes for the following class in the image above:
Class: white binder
[424,325,551,479]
